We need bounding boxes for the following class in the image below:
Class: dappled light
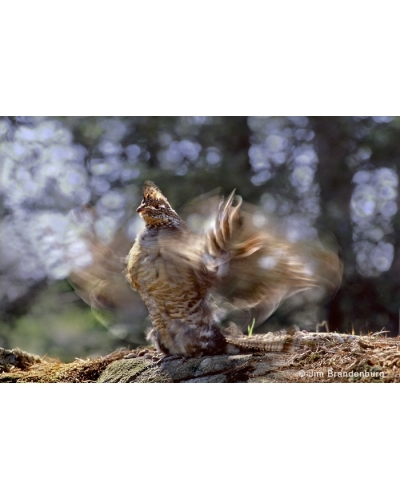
[351,167,398,276]
[248,117,320,243]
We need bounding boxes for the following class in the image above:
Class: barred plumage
[125,181,342,357]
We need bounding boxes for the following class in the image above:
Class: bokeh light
[1,116,399,359]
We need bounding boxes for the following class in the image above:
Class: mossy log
[1,332,400,383]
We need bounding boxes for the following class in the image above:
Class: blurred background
[0,116,399,361]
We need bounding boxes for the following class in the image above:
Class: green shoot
[248,318,256,337]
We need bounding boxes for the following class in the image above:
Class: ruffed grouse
[125,181,342,357]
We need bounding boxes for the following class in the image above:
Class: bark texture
[1,332,400,383]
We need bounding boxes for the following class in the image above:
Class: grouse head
[136,181,187,229]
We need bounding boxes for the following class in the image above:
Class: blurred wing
[68,205,148,340]
[156,228,216,296]
[192,192,343,328]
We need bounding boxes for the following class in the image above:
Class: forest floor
[1,331,400,383]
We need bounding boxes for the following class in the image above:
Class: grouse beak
[136,203,146,213]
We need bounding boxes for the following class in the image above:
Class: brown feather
[125,181,342,357]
